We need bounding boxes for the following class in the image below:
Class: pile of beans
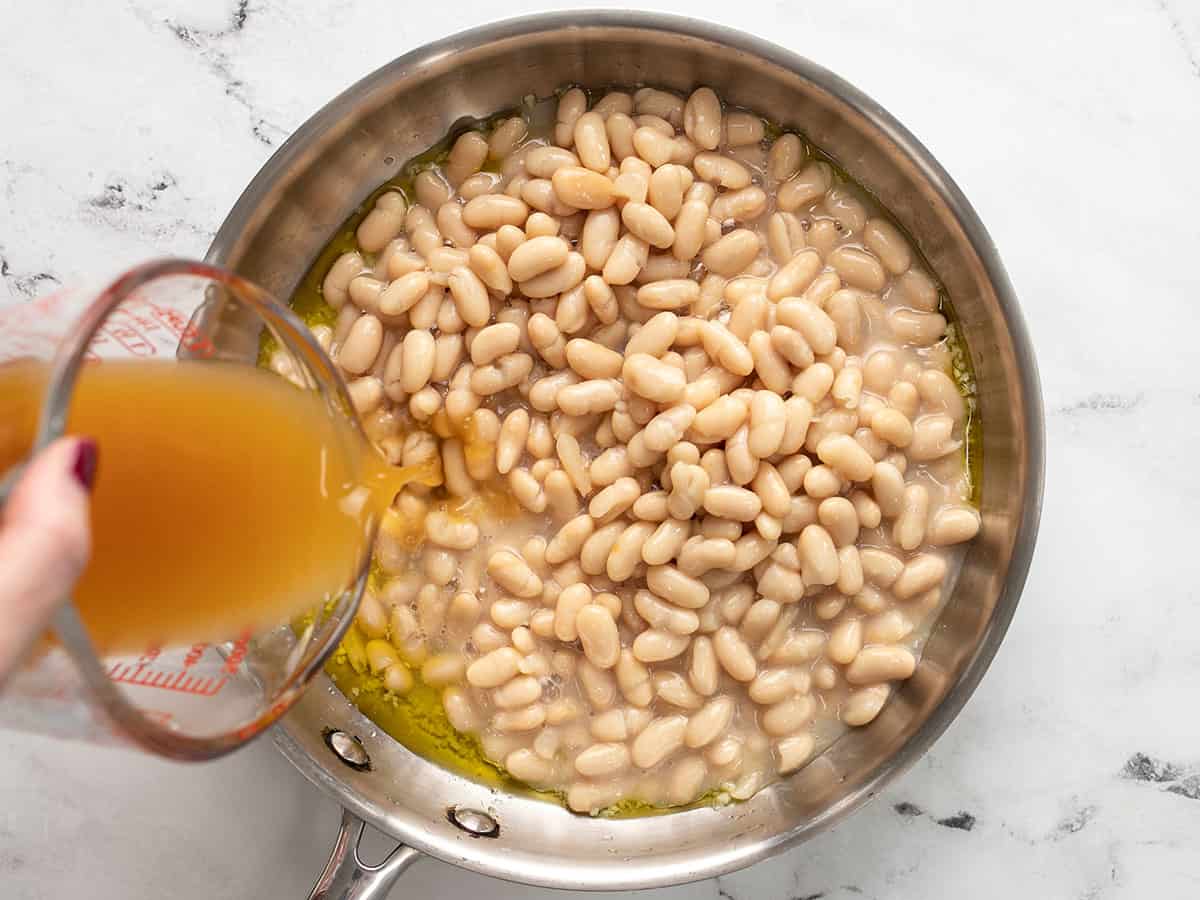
[276,85,979,814]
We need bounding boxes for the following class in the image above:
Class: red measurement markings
[122,307,173,343]
[223,631,251,675]
[138,647,162,664]
[97,313,158,357]
[143,301,187,335]
[179,324,216,358]
[144,302,215,359]
[107,660,227,697]
[182,643,206,668]
[87,324,157,360]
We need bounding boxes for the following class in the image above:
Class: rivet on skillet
[323,728,371,771]
[447,807,500,838]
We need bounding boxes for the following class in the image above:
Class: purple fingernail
[72,438,98,491]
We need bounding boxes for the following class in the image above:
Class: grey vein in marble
[1155,0,1200,79]
[1122,751,1183,783]
[132,0,285,147]
[715,876,865,900]
[1122,752,1200,802]
[0,251,60,300]
[77,171,209,244]
[1053,804,1099,838]
[886,801,979,831]
[1054,393,1145,416]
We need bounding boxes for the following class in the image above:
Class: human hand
[0,438,96,683]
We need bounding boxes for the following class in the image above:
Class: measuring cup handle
[308,809,420,900]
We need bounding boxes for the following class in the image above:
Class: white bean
[575,742,630,777]
[798,524,839,586]
[623,353,687,404]
[700,229,761,277]
[546,514,595,565]
[894,483,930,551]
[694,152,750,189]
[487,550,543,598]
[685,695,735,748]
[842,685,890,726]
[634,589,700,635]
[424,511,479,551]
[509,235,570,282]
[713,626,757,682]
[703,485,762,522]
[817,433,876,482]
[748,391,786,458]
[552,166,615,210]
[845,645,917,685]
[761,695,815,737]
[338,314,384,375]
[631,715,688,768]
[577,604,621,669]
[632,628,690,663]
[929,505,982,545]
[892,553,947,600]
[466,647,521,689]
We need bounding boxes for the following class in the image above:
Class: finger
[0,437,96,680]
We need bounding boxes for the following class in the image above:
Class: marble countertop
[3,0,1199,897]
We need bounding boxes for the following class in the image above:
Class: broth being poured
[0,359,436,656]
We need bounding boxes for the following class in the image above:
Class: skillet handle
[308,809,420,900]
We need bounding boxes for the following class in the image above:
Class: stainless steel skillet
[206,11,1044,897]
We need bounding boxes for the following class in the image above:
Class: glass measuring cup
[0,259,378,759]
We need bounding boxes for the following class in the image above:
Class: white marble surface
[2,0,1200,897]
